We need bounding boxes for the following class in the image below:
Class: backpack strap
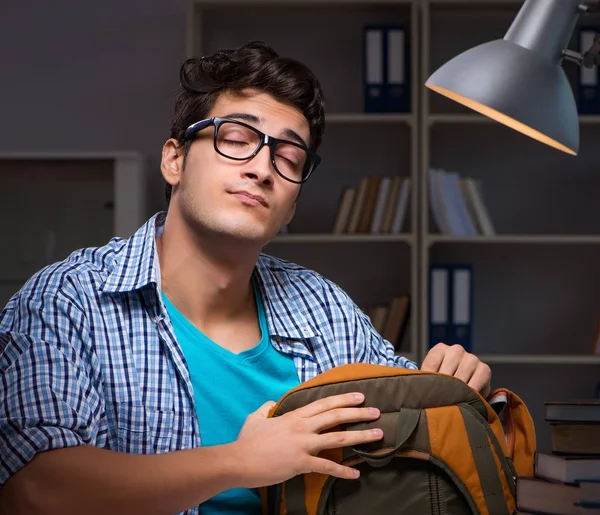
[284,474,308,515]
[458,404,513,515]
[351,407,421,467]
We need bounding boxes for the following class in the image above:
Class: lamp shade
[425,0,584,156]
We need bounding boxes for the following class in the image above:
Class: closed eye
[276,154,299,166]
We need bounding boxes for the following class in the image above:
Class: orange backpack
[261,363,536,515]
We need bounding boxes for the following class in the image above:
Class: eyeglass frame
[182,116,321,184]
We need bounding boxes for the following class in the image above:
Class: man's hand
[234,392,383,488]
[421,342,492,398]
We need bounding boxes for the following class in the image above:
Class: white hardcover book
[460,178,483,234]
[447,171,477,236]
[428,169,450,234]
[381,176,402,233]
[370,177,392,233]
[439,170,466,235]
[465,178,495,236]
[391,178,411,234]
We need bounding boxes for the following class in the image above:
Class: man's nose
[241,145,275,183]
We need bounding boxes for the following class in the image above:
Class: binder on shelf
[429,264,450,349]
[363,24,410,113]
[364,26,385,112]
[450,264,473,352]
[577,26,600,114]
[429,263,473,352]
[386,26,410,113]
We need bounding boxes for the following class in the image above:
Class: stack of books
[332,176,411,235]
[516,400,600,514]
[428,168,495,236]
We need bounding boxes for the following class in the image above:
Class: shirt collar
[252,260,320,341]
[101,212,164,294]
[100,211,319,342]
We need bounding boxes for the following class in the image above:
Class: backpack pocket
[277,404,516,515]
[319,456,472,515]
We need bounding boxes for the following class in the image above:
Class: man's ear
[161,139,184,189]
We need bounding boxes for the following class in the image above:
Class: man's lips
[230,190,268,208]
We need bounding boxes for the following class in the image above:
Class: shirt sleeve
[0,279,103,486]
[351,301,419,370]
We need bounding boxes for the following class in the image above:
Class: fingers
[422,343,465,376]
[295,392,367,418]
[421,343,492,396]
[254,400,277,418]
[307,406,381,433]
[467,362,492,398]
[420,342,446,372]
[307,456,362,480]
[454,352,479,384]
[313,427,384,453]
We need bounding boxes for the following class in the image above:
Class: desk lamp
[425,0,600,156]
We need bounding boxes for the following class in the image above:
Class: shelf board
[478,354,600,365]
[428,114,494,125]
[0,152,142,161]
[427,234,600,245]
[580,115,600,125]
[271,233,414,244]
[195,0,413,4]
[327,113,414,125]
[428,113,600,126]
[427,0,524,10]
[428,0,524,4]
[195,0,527,3]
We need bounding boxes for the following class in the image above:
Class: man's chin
[215,224,274,246]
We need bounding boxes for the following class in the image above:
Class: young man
[0,42,491,514]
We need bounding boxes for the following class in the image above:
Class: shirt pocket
[116,402,174,455]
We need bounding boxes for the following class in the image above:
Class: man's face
[164,90,308,246]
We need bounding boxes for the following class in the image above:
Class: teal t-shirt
[162,278,300,514]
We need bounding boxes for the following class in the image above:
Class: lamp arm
[578,0,600,14]
[562,1,600,67]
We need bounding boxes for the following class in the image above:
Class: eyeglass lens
[216,121,309,182]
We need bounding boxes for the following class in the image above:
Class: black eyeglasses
[183,117,321,184]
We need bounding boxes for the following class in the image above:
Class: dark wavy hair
[165,41,326,203]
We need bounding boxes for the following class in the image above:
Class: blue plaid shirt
[0,211,417,512]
